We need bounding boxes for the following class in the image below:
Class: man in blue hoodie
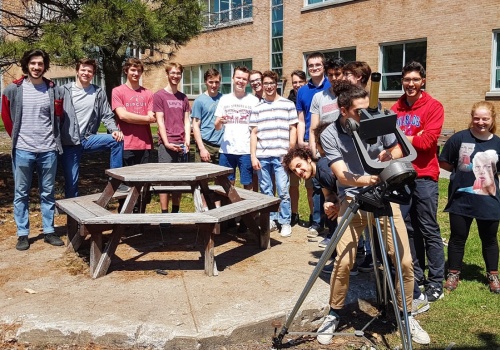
[59,58,124,199]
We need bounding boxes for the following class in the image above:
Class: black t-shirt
[439,129,500,220]
[315,157,337,193]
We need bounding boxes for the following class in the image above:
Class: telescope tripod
[272,193,413,350]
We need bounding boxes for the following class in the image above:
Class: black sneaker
[290,213,299,227]
[16,236,30,251]
[425,285,444,302]
[44,234,64,246]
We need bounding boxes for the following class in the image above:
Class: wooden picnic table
[56,162,280,279]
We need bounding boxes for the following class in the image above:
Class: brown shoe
[444,271,460,291]
[487,272,500,294]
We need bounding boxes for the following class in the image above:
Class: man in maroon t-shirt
[153,62,191,213]
[112,58,155,168]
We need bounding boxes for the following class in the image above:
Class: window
[271,0,283,79]
[380,40,427,92]
[492,31,500,90]
[182,60,252,96]
[202,0,252,28]
[303,48,356,77]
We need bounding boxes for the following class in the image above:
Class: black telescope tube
[368,72,381,114]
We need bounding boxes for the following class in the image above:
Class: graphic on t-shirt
[125,95,147,114]
[224,105,251,124]
[458,142,475,171]
[397,114,421,135]
[457,150,498,196]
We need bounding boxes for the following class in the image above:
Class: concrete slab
[0,222,378,349]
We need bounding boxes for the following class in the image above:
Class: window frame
[379,39,427,98]
[182,60,253,99]
[490,30,500,92]
[302,47,356,78]
[202,0,253,29]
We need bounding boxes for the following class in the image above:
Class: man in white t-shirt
[214,66,259,190]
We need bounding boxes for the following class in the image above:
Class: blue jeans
[61,134,123,198]
[256,157,291,225]
[400,178,444,288]
[219,153,253,185]
[12,149,58,236]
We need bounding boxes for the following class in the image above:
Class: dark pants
[448,213,499,272]
[312,175,325,228]
[400,178,444,288]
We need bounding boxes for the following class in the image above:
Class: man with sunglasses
[391,61,445,304]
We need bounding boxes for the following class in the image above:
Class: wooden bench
[56,187,280,278]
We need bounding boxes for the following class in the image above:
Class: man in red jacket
[391,61,445,303]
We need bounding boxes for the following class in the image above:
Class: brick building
[2,0,500,132]
[161,0,500,132]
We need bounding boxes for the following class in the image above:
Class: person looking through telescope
[311,79,430,345]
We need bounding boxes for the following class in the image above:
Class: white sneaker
[407,315,430,344]
[280,224,292,237]
[411,294,430,316]
[270,220,278,232]
[317,314,339,345]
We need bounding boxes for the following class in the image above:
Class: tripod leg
[272,200,360,348]
[387,215,413,350]
[373,217,413,350]
[367,212,385,309]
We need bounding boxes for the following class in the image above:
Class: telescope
[344,72,417,207]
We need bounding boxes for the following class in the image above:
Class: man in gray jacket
[60,58,123,198]
[1,49,64,250]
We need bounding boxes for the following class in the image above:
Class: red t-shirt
[153,89,191,144]
[112,84,154,151]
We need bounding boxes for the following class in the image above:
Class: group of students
[3,48,499,346]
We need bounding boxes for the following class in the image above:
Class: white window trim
[301,0,356,12]
[486,30,500,97]
[378,38,427,98]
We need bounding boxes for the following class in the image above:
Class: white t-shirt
[215,92,259,155]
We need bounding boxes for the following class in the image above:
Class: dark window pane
[496,69,500,89]
[192,84,201,95]
[184,85,192,95]
[341,49,356,62]
[272,0,282,5]
[382,75,402,91]
[496,37,500,66]
[405,41,427,68]
[308,0,323,4]
[272,5,283,22]
[382,44,403,73]
[272,38,283,52]
[272,21,283,37]
[272,54,283,69]
[221,83,231,94]
[220,0,229,11]
[184,68,192,84]
[274,68,283,79]
[221,63,231,83]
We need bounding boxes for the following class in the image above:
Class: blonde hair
[165,62,183,74]
[469,101,497,134]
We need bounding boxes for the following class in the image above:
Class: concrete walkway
[0,222,379,349]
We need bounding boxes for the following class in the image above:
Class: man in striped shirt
[250,70,298,237]
[1,49,64,251]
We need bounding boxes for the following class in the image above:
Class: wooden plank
[83,213,218,225]
[259,211,271,249]
[204,199,280,222]
[199,224,217,277]
[92,225,124,279]
[56,199,112,222]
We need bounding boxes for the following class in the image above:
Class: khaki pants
[329,198,414,310]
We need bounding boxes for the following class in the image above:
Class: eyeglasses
[169,72,182,76]
[402,77,422,84]
[263,82,276,87]
[308,63,323,69]
[249,78,262,84]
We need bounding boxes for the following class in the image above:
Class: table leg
[92,225,125,279]
[216,176,242,203]
[259,211,271,249]
[96,179,119,207]
[197,180,220,234]
[66,227,85,253]
[200,224,217,276]
[120,185,141,214]
[89,226,103,277]
[66,216,78,248]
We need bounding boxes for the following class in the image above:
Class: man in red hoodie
[391,61,445,303]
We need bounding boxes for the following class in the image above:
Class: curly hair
[330,80,368,110]
[282,146,313,174]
